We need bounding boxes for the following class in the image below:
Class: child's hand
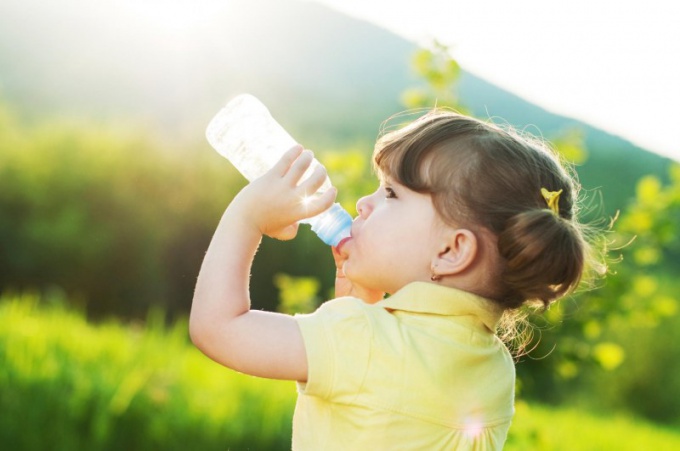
[332,246,384,303]
[230,146,337,241]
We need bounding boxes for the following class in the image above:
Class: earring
[430,264,441,282]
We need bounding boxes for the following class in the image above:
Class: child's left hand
[228,145,337,241]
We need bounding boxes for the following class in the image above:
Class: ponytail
[497,209,586,309]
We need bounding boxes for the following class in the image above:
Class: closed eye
[385,187,397,199]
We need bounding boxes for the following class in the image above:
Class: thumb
[331,245,346,270]
[270,223,300,241]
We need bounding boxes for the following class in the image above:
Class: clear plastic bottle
[206,94,352,247]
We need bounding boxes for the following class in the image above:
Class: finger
[266,223,299,241]
[272,145,303,177]
[302,187,337,218]
[298,163,328,196]
[276,223,300,241]
[285,149,314,184]
[331,245,346,271]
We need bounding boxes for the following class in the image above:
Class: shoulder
[318,295,368,311]
[294,297,376,399]
[295,296,379,331]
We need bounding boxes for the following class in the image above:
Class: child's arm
[189,146,336,381]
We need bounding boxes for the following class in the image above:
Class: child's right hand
[332,246,384,303]
[228,145,336,241]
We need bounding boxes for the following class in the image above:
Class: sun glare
[463,417,484,439]
[301,195,316,210]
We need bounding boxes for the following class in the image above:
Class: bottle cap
[309,203,352,247]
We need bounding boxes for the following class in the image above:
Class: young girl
[190,110,599,450]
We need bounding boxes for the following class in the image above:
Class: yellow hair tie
[541,188,563,216]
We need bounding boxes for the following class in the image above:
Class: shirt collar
[377,282,503,332]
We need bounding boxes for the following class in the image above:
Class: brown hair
[374,110,603,310]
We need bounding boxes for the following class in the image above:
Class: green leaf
[592,342,625,370]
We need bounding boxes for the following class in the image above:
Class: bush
[0,103,242,318]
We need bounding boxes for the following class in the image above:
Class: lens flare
[463,418,484,439]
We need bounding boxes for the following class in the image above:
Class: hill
[0,0,672,213]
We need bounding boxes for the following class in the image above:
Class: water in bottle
[205,94,352,247]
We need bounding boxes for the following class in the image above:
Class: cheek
[349,232,398,276]
[346,209,402,265]
[343,233,381,275]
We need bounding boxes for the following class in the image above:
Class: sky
[306,0,680,162]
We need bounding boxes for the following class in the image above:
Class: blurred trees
[0,100,339,319]
[0,104,234,319]
[400,40,468,114]
[517,167,680,419]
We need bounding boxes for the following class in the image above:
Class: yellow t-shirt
[293,282,515,450]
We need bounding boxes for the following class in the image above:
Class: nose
[356,194,374,219]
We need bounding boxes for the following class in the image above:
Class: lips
[335,236,352,253]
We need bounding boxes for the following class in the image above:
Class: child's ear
[431,229,478,277]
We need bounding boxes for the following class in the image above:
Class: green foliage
[400,41,468,113]
[274,273,320,314]
[320,147,377,213]
[0,292,296,450]
[0,102,239,318]
[578,168,680,423]
[550,127,588,165]
[3,294,680,450]
[517,166,680,422]
[590,166,680,331]
[584,291,680,424]
[0,98,341,318]
[619,166,680,266]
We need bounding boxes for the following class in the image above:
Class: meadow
[2,293,679,450]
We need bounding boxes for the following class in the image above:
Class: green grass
[506,401,680,451]
[0,293,296,450]
[1,293,679,450]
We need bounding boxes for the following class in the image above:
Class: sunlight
[300,194,316,216]
[119,0,225,31]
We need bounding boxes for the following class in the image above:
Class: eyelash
[385,187,397,199]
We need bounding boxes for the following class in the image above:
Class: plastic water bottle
[206,94,352,247]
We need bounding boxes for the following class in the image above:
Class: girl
[190,110,601,450]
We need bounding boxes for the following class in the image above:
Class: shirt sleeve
[294,297,373,403]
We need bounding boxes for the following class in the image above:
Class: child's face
[339,178,444,296]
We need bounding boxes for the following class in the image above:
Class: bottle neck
[307,203,352,247]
